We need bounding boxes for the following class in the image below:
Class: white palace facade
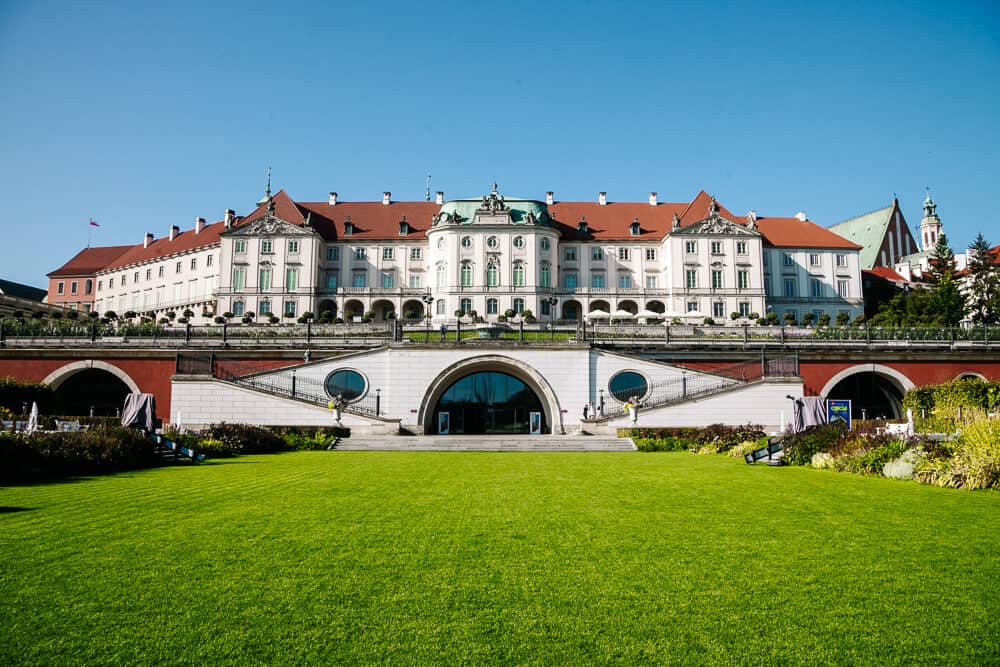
[77,185,864,326]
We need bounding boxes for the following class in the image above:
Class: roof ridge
[830,203,893,228]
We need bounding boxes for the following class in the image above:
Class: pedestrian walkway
[334,434,636,452]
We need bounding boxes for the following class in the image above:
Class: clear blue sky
[1,0,997,288]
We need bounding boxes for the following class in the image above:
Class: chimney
[343,215,353,236]
[195,217,206,234]
[224,209,235,228]
[795,211,807,222]
[545,191,554,206]
[598,191,607,206]
[382,191,391,206]
[144,233,154,248]
[649,192,657,206]
[329,192,338,205]
[577,216,588,234]
[169,225,179,242]
[435,191,444,205]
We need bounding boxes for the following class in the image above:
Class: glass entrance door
[433,371,546,434]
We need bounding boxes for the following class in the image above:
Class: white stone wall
[763,246,864,323]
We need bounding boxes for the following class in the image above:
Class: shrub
[0,376,56,413]
[914,415,1000,489]
[194,437,235,459]
[781,422,848,466]
[837,438,909,475]
[206,423,289,454]
[0,425,160,481]
[623,424,765,454]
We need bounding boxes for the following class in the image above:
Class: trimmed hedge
[0,426,160,481]
[622,424,766,453]
[204,423,289,455]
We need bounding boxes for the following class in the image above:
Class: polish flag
[89,218,100,227]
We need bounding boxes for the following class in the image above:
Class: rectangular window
[145,268,151,280]
[234,240,247,254]
[207,255,213,267]
[540,300,551,316]
[711,241,723,255]
[645,275,657,289]
[259,300,271,315]
[410,247,422,260]
[783,253,794,267]
[591,273,605,289]
[232,300,245,317]
[175,261,182,274]
[712,270,723,289]
[436,300,446,315]
[687,301,699,313]
[563,272,578,289]
[259,268,272,291]
[713,302,725,318]
[592,247,604,261]
[618,274,632,289]
[327,246,340,261]
[325,272,338,290]
[618,248,630,261]
[288,240,299,254]
[158,265,165,278]
[810,278,822,298]
[383,248,394,260]
[134,272,139,283]
[738,270,749,290]
[783,278,797,298]
[809,253,820,267]
[233,267,246,291]
[460,298,472,314]
[354,248,366,260]
[284,301,296,317]
[409,275,422,288]
[190,258,197,270]
[261,240,273,254]
[85,279,93,295]
[738,302,751,317]
[155,286,163,305]
[539,266,550,288]
[57,282,65,295]
[685,240,697,254]
[564,247,577,261]
[513,298,524,314]
[736,241,748,255]
[836,254,848,268]
[189,279,198,299]
[121,275,126,286]
[173,283,181,302]
[486,298,499,315]
[381,272,394,289]
[645,248,656,261]
[837,280,850,298]
[97,280,103,292]
[285,268,299,291]
[686,269,698,289]
[352,271,366,288]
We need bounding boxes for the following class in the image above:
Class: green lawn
[2,453,998,665]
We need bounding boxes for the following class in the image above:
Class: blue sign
[827,399,852,430]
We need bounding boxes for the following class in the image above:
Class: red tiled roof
[755,217,863,250]
[865,266,908,282]
[48,245,133,277]
[103,221,227,271]
[295,200,441,241]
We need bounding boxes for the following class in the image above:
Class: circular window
[513,236,525,249]
[461,236,472,248]
[487,236,499,248]
[325,369,368,402]
[609,371,648,402]
[540,238,550,251]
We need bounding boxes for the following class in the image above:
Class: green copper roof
[828,205,893,269]
[436,198,550,226]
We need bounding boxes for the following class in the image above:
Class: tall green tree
[927,233,956,283]
[966,233,1000,324]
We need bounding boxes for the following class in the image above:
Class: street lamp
[422,294,434,342]
[546,296,558,322]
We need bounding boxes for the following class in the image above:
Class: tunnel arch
[43,360,139,417]
[418,355,562,435]
[819,364,915,420]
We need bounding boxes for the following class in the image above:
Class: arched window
[539,264,551,288]
[437,264,447,288]
[461,263,473,287]
[513,297,524,314]
[486,298,499,314]
[487,258,499,287]
[513,263,525,287]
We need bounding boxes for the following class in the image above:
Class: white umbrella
[634,309,663,320]
[684,310,707,319]
[660,309,685,320]
[611,309,636,319]
[27,402,39,433]
[585,309,611,319]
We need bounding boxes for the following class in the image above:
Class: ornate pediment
[673,214,760,237]
[227,214,314,237]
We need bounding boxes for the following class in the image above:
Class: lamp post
[422,294,434,342]
[598,389,605,417]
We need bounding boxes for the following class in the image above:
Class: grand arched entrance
[821,365,913,421]
[430,370,547,435]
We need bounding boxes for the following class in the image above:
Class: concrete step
[334,435,636,452]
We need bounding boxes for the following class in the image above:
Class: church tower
[920,189,942,251]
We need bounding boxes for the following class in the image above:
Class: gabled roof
[0,278,47,301]
[103,221,226,272]
[48,245,133,277]
[755,217,862,250]
[827,203,894,268]
[864,266,908,283]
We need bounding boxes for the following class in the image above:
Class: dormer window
[577,216,588,234]
[630,217,640,236]
[398,215,409,236]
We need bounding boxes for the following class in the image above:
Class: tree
[930,273,967,327]
[966,233,1000,324]
[927,233,956,284]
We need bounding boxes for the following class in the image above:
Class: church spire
[920,187,942,252]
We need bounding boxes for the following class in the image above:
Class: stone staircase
[333,435,636,452]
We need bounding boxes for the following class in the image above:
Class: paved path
[334,435,636,452]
